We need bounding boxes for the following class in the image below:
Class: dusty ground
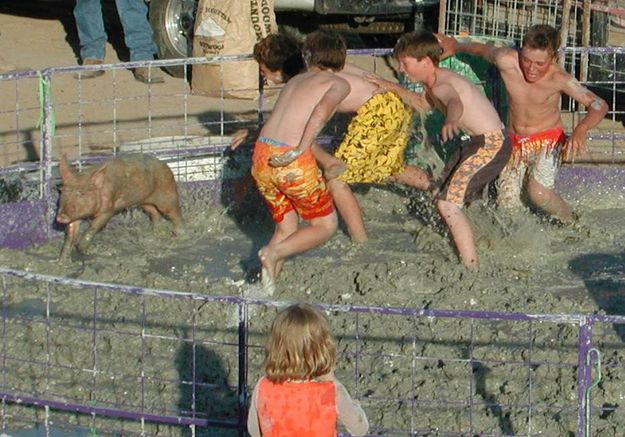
[0,2,624,167]
[0,2,395,168]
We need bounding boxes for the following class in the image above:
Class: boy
[232,32,350,290]
[437,25,609,222]
[369,30,512,269]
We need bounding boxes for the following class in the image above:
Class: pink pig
[56,154,183,259]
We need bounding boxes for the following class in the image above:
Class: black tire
[149,0,197,78]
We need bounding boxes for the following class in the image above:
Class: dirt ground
[0,3,624,166]
[0,2,395,168]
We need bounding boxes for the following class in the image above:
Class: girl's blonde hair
[264,304,336,383]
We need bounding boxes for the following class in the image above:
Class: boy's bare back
[335,63,379,112]
[260,70,350,146]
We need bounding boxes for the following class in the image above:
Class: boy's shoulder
[494,47,520,69]
[436,67,474,88]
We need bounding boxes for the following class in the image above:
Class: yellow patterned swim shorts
[334,91,412,184]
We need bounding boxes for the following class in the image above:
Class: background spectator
[73,0,163,83]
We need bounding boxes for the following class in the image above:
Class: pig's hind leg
[155,199,183,235]
[142,204,164,232]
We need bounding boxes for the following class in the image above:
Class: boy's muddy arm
[270,79,350,167]
[230,128,252,150]
[561,77,609,161]
[366,74,430,111]
[441,101,463,142]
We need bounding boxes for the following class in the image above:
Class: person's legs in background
[74,0,107,63]
[73,0,107,78]
[115,0,164,83]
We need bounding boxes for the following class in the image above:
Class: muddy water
[0,180,624,436]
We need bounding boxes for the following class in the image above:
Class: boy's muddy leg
[258,211,337,293]
[393,165,431,191]
[311,143,346,180]
[496,163,526,211]
[327,179,367,243]
[436,199,479,270]
[258,212,299,292]
[258,246,278,295]
[526,177,574,222]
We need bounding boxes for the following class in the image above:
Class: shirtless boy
[369,30,512,269]
[231,32,370,244]
[231,32,350,289]
[438,25,609,222]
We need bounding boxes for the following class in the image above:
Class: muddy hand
[435,33,457,60]
[270,149,303,167]
[441,121,461,143]
[230,129,249,150]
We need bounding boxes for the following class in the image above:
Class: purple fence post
[238,302,248,437]
[576,316,594,437]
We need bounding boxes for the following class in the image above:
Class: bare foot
[324,161,346,180]
[258,247,277,295]
[351,235,368,244]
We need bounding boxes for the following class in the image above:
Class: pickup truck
[148,0,440,77]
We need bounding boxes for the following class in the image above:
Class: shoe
[74,58,105,79]
[133,67,164,84]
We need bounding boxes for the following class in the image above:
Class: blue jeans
[74,0,157,62]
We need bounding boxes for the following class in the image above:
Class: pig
[56,154,183,260]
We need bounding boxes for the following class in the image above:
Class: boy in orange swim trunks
[438,25,608,222]
[232,32,350,290]
[369,30,512,269]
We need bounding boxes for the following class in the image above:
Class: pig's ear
[59,154,74,183]
[90,165,107,188]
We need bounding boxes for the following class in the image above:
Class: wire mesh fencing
[1,47,625,436]
[1,267,624,436]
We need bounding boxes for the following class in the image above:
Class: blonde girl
[247,303,369,437]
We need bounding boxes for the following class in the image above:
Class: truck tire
[149,0,196,78]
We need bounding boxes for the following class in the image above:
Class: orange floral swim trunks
[509,126,566,166]
[251,138,334,223]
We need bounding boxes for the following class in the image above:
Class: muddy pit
[0,177,625,436]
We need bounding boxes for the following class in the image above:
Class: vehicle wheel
[149,0,197,78]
